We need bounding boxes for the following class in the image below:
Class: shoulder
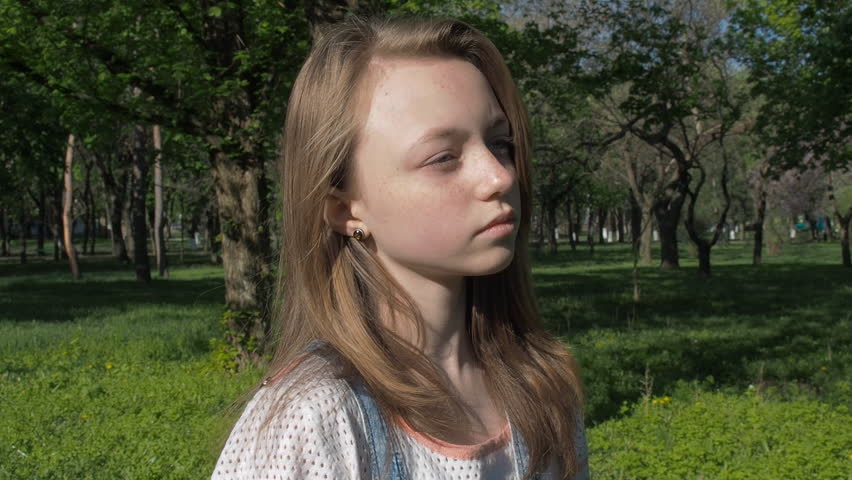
[211,353,371,480]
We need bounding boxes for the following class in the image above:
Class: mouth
[478,210,516,235]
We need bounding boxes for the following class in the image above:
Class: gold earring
[353,228,365,241]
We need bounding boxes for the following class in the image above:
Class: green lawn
[1,239,849,478]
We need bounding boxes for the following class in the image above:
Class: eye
[425,153,458,170]
[489,137,516,161]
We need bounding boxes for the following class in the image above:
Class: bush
[588,385,851,479]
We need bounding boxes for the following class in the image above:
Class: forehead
[354,56,505,151]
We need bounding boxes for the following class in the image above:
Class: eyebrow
[408,115,511,153]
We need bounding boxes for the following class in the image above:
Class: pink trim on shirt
[394,416,511,460]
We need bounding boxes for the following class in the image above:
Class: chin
[466,247,515,276]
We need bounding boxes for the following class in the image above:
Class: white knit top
[211,353,570,480]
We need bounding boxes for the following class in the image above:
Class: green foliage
[590,386,851,479]
[209,335,240,374]
[211,309,263,373]
[731,0,852,171]
[0,0,311,156]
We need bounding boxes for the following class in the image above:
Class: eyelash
[427,138,516,168]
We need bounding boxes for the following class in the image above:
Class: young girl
[212,14,589,480]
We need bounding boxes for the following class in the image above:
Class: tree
[0,0,315,360]
[0,72,65,262]
[732,0,851,172]
[61,134,80,280]
[582,0,746,275]
[732,0,852,266]
[607,130,665,265]
[128,124,151,283]
[152,125,168,277]
[747,152,772,265]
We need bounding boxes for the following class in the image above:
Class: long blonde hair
[265,14,583,479]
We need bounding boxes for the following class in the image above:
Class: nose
[474,144,516,201]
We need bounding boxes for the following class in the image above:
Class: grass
[532,240,851,419]
[1,238,850,478]
[1,247,262,479]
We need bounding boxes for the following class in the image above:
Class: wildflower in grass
[820,365,827,371]
[694,401,702,407]
[105,362,113,370]
[81,414,89,420]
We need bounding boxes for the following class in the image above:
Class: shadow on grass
[0,252,224,323]
[536,263,850,332]
[533,241,851,330]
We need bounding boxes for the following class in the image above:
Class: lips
[479,210,516,233]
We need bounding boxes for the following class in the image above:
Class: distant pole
[62,134,80,280]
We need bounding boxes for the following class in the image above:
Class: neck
[379,265,475,378]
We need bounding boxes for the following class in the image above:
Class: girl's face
[339,56,521,283]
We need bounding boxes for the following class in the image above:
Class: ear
[323,188,362,237]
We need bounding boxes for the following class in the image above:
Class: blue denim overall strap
[572,415,591,480]
[304,339,327,353]
[347,377,409,480]
[511,425,542,480]
[302,339,408,479]
[511,415,591,480]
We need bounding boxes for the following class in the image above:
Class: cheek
[369,182,469,251]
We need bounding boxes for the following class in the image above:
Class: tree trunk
[752,188,767,266]
[629,194,641,242]
[586,207,595,256]
[153,125,168,277]
[129,125,151,283]
[94,155,130,262]
[653,195,684,270]
[36,188,46,255]
[640,208,653,266]
[697,242,711,277]
[123,178,134,258]
[211,148,272,363]
[567,200,577,251]
[827,174,850,267]
[19,209,28,264]
[82,160,93,255]
[573,206,582,251]
[616,207,625,243]
[86,167,97,255]
[62,134,81,280]
[52,186,61,261]
[839,215,851,268]
[597,207,606,244]
[535,200,544,254]
[546,200,558,255]
[0,208,8,256]
[206,201,222,264]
